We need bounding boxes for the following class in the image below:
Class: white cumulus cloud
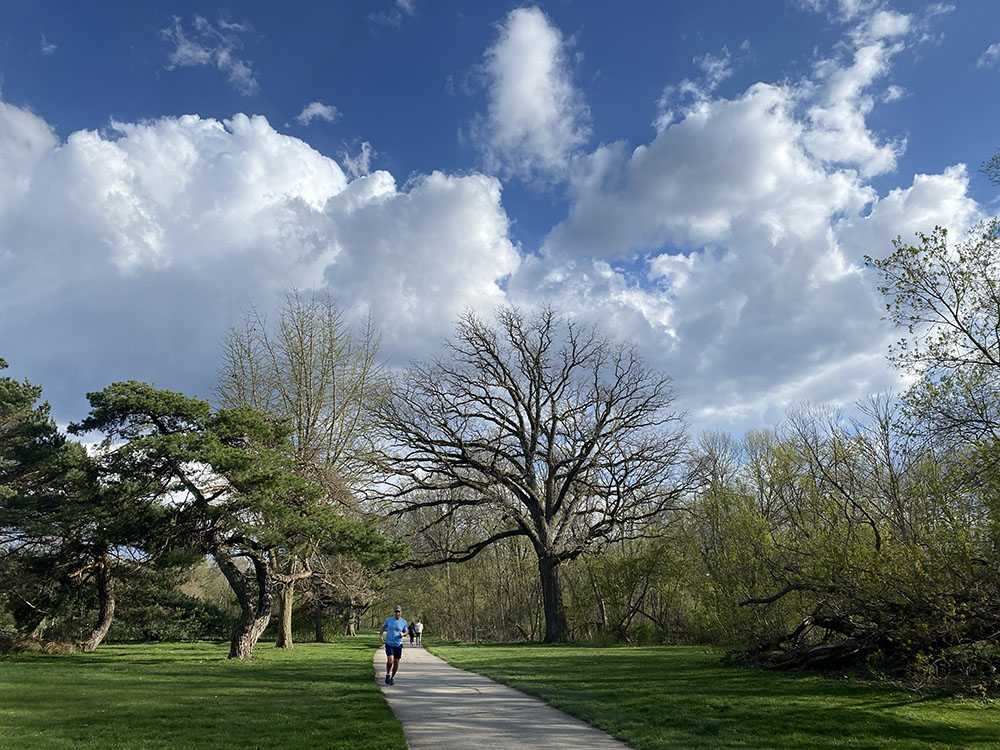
[0,104,518,421]
[472,6,591,183]
[502,2,978,432]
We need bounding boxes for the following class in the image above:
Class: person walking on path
[380,605,408,685]
[413,619,423,646]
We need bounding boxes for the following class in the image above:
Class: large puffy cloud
[802,11,909,177]
[550,83,869,256]
[506,3,980,432]
[835,165,981,257]
[473,6,591,183]
[0,101,58,217]
[0,106,518,421]
[323,169,518,357]
[0,1,985,440]
[549,5,912,260]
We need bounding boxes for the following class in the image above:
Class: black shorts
[385,644,403,659]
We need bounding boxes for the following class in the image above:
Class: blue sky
[1,0,998,433]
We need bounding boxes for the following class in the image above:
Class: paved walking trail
[373,645,632,750]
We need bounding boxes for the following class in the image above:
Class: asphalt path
[373,644,632,750]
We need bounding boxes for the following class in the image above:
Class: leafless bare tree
[371,306,693,642]
[216,290,387,647]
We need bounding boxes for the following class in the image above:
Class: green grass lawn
[0,636,405,750]
[429,643,1000,750]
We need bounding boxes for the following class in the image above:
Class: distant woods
[3,211,1000,690]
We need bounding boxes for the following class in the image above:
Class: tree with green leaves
[0,357,67,506]
[372,306,693,643]
[860,208,1000,690]
[74,381,399,659]
[0,358,123,651]
[216,291,388,647]
[866,220,1000,443]
[692,400,1000,692]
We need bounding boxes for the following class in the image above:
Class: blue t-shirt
[382,616,408,647]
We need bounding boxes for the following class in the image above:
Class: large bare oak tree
[373,307,693,642]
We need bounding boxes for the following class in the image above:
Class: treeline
[0,294,402,660]
[376,219,1000,693]
[381,398,998,692]
[2,219,1000,693]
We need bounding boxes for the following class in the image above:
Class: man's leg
[391,655,400,677]
[385,649,393,683]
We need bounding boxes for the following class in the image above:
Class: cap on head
[394,605,402,612]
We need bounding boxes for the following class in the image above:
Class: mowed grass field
[430,643,1000,750]
[4,637,998,750]
[0,635,405,750]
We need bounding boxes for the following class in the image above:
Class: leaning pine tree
[74,381,399,659]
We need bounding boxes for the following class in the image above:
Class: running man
[380,605,408,685]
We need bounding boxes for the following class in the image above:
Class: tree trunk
[275,579,295,649]
[538,556,567,643]
[588,567,608,631]
[79,551,115,653]
[445,562,453,640]
[29,616,49,639]
[230,613,271,660]
[314,601,325,643]
[345,603,357,636]
[216,551,274,660]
